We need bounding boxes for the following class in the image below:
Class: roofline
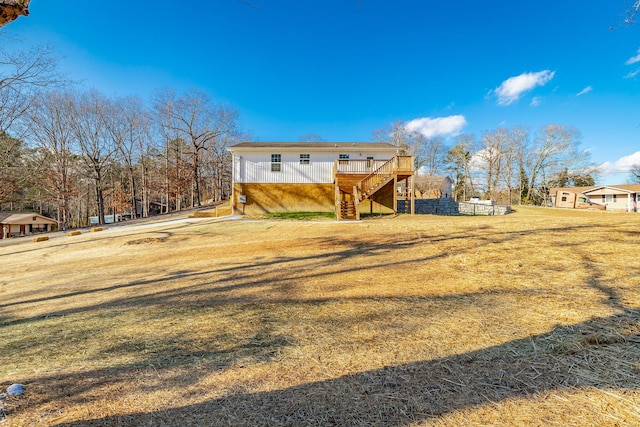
[228,142,399,153]
[0,212,58,224]
[550,185,640,195]
[583,186,634,194]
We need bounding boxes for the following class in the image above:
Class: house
[0,212,58,239]
[412,175,454,199]
[227,142,415,219]
[550,185,640,212]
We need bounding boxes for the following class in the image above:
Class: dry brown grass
[1,206,639,426]
[189,202,232,218]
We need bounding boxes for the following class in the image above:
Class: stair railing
[356,158,395,201]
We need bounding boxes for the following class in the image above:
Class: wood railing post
[335,183,341,220]
[353,185,360,220]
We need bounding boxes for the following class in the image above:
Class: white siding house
[550,185,640,212]
[228,142,412,218]
[231,142,400,184]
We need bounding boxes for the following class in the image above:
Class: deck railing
[357,158,395,199]
[335,159,386,174]
[394,156,413,172]
[335,157,413,175]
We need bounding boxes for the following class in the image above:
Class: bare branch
[625,0,640,24]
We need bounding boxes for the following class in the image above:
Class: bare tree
[373,120,437,171]
[421,136,449,176]
[500,126,529,205]
[105,96,151,219]
[69,90,119,225]
[154,88,238,208]
[446,134,476,201]
[524,124,584,204]
[24,90,79,229]
[0,44,62,135]
[475,128,508,201]
[625,0,640,24]
[0,131,25,205]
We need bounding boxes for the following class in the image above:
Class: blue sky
[5,0,640,184]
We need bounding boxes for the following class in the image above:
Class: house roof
[582,185,640,195]
[0,212,58,225]
[414,175,453,186]
[228,142,399,152]
[550,184,640,195]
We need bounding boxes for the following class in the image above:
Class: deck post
[411,174,415,215]
[393,175,398,215]
[353,185,361,220]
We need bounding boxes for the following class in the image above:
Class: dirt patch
[125,237,167,245]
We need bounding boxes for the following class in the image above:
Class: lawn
[1,207,639,426]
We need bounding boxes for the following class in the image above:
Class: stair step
[339,200,356,219]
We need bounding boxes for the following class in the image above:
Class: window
[613,194,617,201]
[299,154,310,165]
[271,154,281,172]
[339,154,349,160]
[602,195,606,203]
[561,196,568,202]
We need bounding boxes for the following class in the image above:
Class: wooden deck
[334,156,415,220]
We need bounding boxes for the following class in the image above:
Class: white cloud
[598,151,640,175]
[625,69,640,79]
[530,96,542,107]
[625,48,640,65]
[404,115,467,138]
[576,86,593,96]
[494,70,555,106]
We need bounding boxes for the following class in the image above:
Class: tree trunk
[193,149,202,207]
[95,166,105,225]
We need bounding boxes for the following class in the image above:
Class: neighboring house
[0,212,58,239]
[550,185,640,212]
[411,175,454,199]
[227,142,415,219]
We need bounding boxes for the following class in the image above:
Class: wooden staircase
[335,156,413,220]
[339,200,357,220]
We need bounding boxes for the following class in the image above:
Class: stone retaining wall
[398,198,511,216]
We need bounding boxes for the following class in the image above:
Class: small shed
[0,212,58,239]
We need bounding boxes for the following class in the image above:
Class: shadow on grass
[4,220,637,425]
[0,223,594,320]
[45,308,640,426]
